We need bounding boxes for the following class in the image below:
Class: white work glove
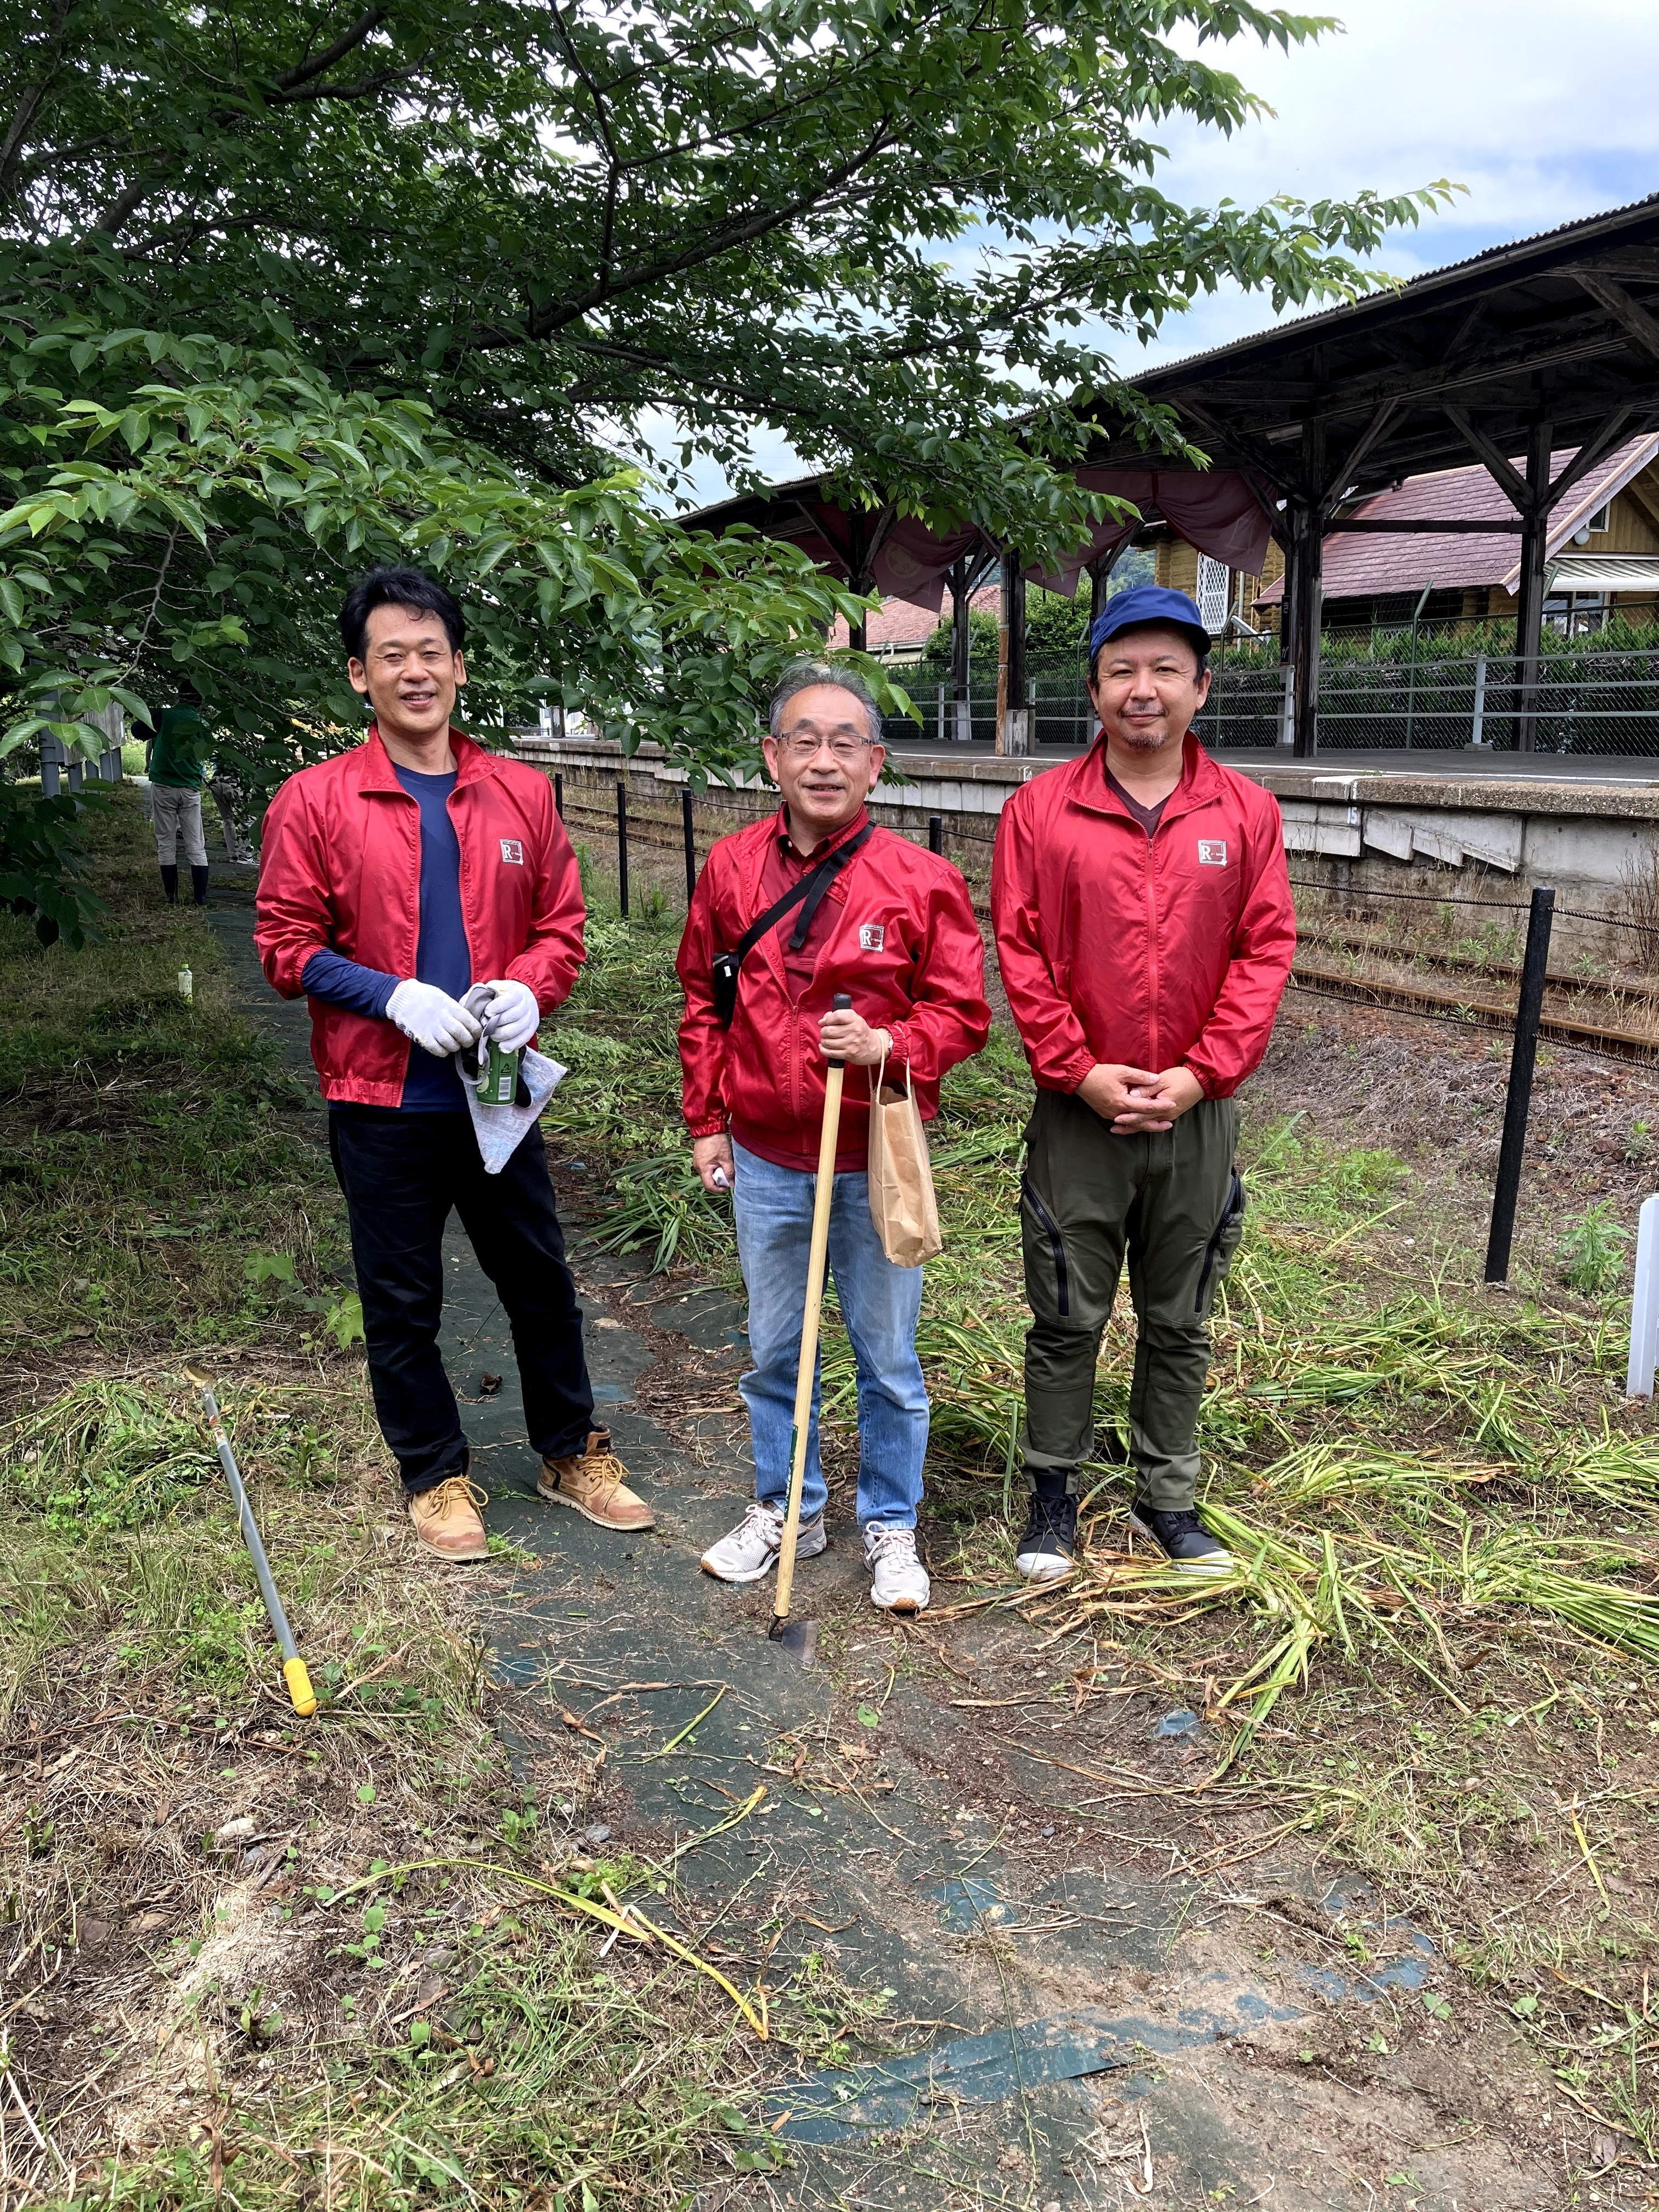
[386,978,483,1058]
[478,977,540,1052]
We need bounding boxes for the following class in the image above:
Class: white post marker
[1626,1193,1659,1398]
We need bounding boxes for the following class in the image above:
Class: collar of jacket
[746,802,873,994]
[1064,730,1219,826]
[774,800,871,861]
[357,725,492,793]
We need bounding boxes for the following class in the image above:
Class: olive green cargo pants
[1019,1089,1245,1511]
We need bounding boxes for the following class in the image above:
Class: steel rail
[1289,960,1659,1063]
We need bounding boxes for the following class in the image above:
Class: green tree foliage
[0,0,1449,933]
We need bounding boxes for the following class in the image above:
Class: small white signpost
[1626,1193,1659,1398]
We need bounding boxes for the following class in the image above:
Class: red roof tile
[1256,436,1659,603]
[828,583,999,650]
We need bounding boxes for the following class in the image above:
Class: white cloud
[1132,0,1659,368]
[1153,0,1659,222]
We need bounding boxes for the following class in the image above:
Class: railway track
[556,797,1659,1065]
[1296,923,1659,1002]
[1288,961,1659,1063]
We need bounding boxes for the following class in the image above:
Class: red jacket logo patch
[1197,839,1228,866]
[500,839,524,865]
[859,923,885,951]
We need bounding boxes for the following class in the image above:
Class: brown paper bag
[866,1048,943,1266]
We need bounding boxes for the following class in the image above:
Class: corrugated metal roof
[1548,554,1659,591]
[1142,193,1659,386]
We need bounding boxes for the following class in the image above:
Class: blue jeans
[732,1142,928,1529]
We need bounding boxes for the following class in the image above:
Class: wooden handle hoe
[769,992,853,1666]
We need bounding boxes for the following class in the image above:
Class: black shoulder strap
[733,820,874,965]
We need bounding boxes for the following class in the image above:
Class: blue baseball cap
[1088,584,1210,666]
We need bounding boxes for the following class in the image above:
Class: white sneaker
[700,1499,826,1584]
[864,1523,930,1613]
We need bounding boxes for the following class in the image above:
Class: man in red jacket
[992,585,1296,1581]
[257,566,651,1563]
[678,661,990,1613]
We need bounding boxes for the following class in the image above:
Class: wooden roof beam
[1178,325,1634,441]
[1322,399,1400,506]
[1537,405,1640,512]
[1435,405,1528,508]
[1576,273,1659,370]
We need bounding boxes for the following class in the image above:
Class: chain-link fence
[883,639,1659,755]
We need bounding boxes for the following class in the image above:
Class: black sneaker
[1014,1494,1077,1583]
[1127,1503,1232,1577]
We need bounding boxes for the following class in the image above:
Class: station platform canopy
[682,467,1272,613]
[686,193,1659,756]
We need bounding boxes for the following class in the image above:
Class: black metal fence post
[681,788,697,906]
[616,779,629,918]
[1485,884,1556,1284]
[554,772,564,821]
[928,814,943,855]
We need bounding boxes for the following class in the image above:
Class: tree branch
[545,3,623,296]
[528,127,898,335]
[272,1,392,93]
[0,0,82,205]
[264,64,421,106]
[93,172,160,239]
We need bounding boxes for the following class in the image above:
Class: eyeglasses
[774,730,873,764]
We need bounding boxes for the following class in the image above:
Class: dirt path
[208,894,1568,2212]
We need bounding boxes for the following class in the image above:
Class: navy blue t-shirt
[301,765,471,1110]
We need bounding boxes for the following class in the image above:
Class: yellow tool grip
[283,1657,318,1718]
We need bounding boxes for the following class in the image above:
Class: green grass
[1,799,882,2211]
[555,908,1659,2152]
[0,815,346,1357]
[547,913,1659,1729]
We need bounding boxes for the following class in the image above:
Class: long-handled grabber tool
[770,992,853,1668]
[185,1369,318,1717]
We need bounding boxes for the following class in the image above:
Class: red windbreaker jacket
[991,735,1295,1099]
[255,727,584,1107]
[678,811,991,1171]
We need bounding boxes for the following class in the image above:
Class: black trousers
[328,1109,595,1493]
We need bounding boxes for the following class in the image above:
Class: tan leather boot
[408,1474,490,1562]
[538,1431,654,1531]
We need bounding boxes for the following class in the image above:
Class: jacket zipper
[1090,779,1226,1080]
[1143,822,1160,1074]
[1023,1180,1070,1317]
[1193,1170,1244,1316]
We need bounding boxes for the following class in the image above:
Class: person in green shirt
[148,681,211,905]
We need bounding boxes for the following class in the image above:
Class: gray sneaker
[864,1523,930,1613]
[700,1499,826,1584]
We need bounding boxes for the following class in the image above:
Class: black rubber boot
[159,865,179,904]
[190,865,209,906]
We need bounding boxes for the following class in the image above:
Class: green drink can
[477,1039,520,1106]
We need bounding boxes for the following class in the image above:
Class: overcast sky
[670,0,1659,505]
